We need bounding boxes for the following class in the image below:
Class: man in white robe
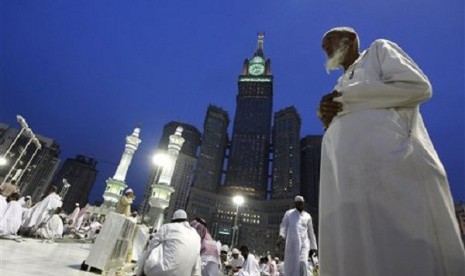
[277,196,317,276]
[35,208,64,240]
[136,209,201,276]
[0,193,23,238]
[23,185,62,231]
[237,246,260,276]
[317,26,465,276]
[68,203,80,225]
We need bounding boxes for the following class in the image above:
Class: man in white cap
[317,27,465,275]
[136,209,201,276]
[277,196,317,276]
[227,248,244,275]
[115,188,135,217]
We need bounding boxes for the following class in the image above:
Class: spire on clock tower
[255,32,265,57]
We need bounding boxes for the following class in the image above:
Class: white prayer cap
[221,244,229,252]
[75,203,79,206]
[25,195,31,199]
[172,209,187,220]
[232,248,240,254]
[295,195,305,202]
[125,188,134,194]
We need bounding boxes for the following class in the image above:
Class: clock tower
[225,32,273,199]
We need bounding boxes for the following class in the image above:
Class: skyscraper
[300,135,322,237]
[272,106,302,199]
[224,33,273,199]
[186,105,229,224]
[52,154,98,213]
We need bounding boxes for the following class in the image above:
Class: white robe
[238,253,260,276]
[279,208,317,276]
[0,195,7,219]
[68,206,80,225]
[23,192,62,228]
[0,200,23,236]
[36,213,63,239]
[138,221,201,276]
[319,39,465,276]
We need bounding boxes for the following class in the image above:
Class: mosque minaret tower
[148,126,185,229]
[103,125,142,207]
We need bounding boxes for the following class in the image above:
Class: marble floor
[0,238,96,276]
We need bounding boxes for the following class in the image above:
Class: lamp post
[15,137,41,186]
[231,195,244,249]
[1,128,37,185]
[60,178,71,200]
[0,115,29,166]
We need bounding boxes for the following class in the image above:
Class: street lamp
[1,128,36,185]
[231,195,244,249]
[15,137,41,186]
[0,115,29,166]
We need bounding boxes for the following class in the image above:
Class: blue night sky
[1,0,464,204]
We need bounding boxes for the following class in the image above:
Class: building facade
[52,154,98,213]
[272,106,302,200]
[0,123,61,203]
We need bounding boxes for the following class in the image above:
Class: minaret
[148,126,185,229]
[103,126,142,207]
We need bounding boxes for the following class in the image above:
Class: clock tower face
[248,56,265,76]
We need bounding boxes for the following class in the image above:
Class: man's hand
[317,90,343,130]
[276,235,285,248]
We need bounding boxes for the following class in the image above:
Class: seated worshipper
[0,193,23,239]
[23,185,62,233]
[35,207,64,241]
[136,209,201,276]
[68,203,80,224]
[237,245,260,276]
[115,188,135,217]
[18,195,32,208]
[190,217,221,276]
[228,248,245,275]
[259,256,271,276]
[0,180,20,197]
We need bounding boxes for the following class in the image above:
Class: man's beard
[325,42,349,74]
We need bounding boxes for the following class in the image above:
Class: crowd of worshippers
[133,208,317,276]
[0,182,102,242]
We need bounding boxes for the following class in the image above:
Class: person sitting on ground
[35,207,64,241]
[0,192,23,239]
[136,209,201,276]
[228,248,245,275]
[237,245,260,276]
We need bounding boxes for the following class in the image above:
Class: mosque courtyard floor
[0,238,98,276]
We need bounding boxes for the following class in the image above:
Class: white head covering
[221,244,229,252]
[232,248,240,254]
[125,188,134,194]
[172,209,187,220]
[75,203,80,206]
[295,195,305,202]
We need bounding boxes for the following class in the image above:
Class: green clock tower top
[240,32,272,81]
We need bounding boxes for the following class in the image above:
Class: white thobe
[0,195,7,219]
[68,207,80,225]
[319,39,465,276]
[138,221,201,276]
[36,214,63,239]
[279,208,317,276]
[23,193,62,228]
[238,253,260,276]
[0,200,23,236]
